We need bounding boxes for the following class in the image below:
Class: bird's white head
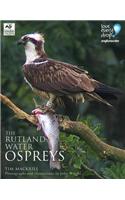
[18,33,46,64]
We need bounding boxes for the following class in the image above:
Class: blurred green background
[1,21,125,179]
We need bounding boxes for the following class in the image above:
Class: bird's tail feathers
[86,92,112,107]
[95,82,123,100]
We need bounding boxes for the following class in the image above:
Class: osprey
[18,33,122,110]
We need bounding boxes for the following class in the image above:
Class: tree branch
[1,93,125,162]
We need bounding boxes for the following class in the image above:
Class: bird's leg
[46,94,55,107]
[46,94,56,108]
[44,94,56,112]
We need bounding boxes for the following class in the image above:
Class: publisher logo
[3,23,15,36]
[101,23,121,43]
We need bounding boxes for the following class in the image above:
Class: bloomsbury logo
[101,23,121,43]
[3,23,15,36]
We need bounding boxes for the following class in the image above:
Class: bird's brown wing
[23,59,96,95]
[49,58,89,75]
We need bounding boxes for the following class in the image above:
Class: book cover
[1,21,125,179]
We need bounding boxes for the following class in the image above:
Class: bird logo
[5,24,12,29]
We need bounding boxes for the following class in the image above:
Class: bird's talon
[42,105,55,113]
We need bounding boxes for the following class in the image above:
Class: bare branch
[1,93,125,162]
[0,93,37,124]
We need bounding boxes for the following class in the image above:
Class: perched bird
[18,32,122,111]
[32,107,61,170]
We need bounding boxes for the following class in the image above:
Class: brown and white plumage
[18,33,122,110]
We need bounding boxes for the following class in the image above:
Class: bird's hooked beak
[17,38,25,45]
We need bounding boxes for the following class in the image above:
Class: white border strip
[0,0,125,20]
[0,180,125,200]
